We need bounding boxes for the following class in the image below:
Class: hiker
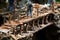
[8,0,14,11]
[26,1,33,18]
[47,0,56,4]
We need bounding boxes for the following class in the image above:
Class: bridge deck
[3,12,52,27]
[0,12,53,40]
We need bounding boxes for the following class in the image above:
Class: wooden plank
[19,13,50,24]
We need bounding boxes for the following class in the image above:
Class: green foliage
[56,0,60,3]
[0,1,7,9]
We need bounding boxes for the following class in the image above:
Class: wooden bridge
[0,3,60,40]
[0,12,55,40]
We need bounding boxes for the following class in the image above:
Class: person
[8,0,14,11]
[47,0,52,4]
[47,0,56,4]
[26,1,33,18]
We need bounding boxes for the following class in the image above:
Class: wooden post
[26,23,28,33]
[20,25,23,35]
[27,22,30,31]
[23,23,27,33]
[37,9,39,16]
[9,13,12,24]
[13,27,16,35]
[46,15,49,23]
[34,4,40,16]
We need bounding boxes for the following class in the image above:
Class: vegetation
[56,0,60,3]
[0,0,7,9]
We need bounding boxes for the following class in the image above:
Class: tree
[0,0,7,9]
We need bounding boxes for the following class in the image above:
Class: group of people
[8,0,33,18]
[1,0,56,18]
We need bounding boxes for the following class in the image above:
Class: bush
[56,0,60,3]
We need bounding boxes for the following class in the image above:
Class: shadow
[33,24,59,40]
